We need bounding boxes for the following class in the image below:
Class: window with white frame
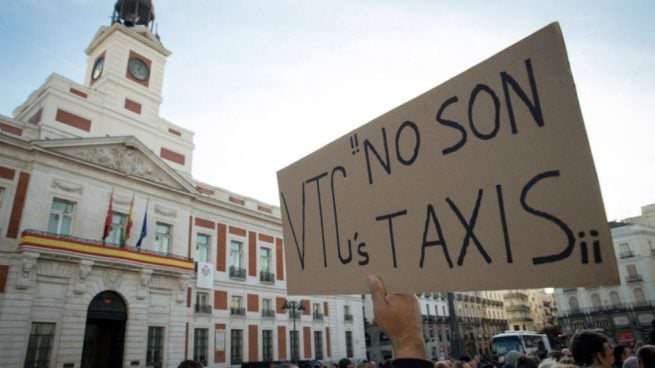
[230,240,243,268]
[314,330,323,360]
[107,212,127,246]
[231,329,243,364]
[146,326,164,368]
[260,246,273,282]
[48,198,75,235]
[231,295,244,316]
[619,243,632,257]
[345,330,354,358]
[193,328,208,366]
[154,223,171,253]
[262,329,273,361]
[196,233,210,262]
[24,322,55,368]
[610,291,621,305]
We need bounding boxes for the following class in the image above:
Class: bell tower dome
[112,0,156,29]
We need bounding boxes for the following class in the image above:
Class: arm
[367,274,431,368]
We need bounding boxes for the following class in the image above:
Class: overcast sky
[1,0,653,221]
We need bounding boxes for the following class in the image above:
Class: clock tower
[85,0,169,122]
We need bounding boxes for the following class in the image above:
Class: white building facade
[554,210,655,346]
[0,2,366,367]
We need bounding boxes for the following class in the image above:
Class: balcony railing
[262,309,275,318]
[195,304,212,314]
[627,274,643,283]
[619,251,635,258]
[230,307,246,316]
[288,310,301,319]
[344,314,353,322]
[19,229,194,271]
[229,266,247,280]
[260,271,275,283]
[313,312,324,321]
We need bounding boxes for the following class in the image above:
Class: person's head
[616,346,629,362]
[548,350,563,362]
[453,361,472,368]
[637,345,655,368]
[538,358,557,368]
[560,348,571,357]
[558,357,575,365]
[623,356,638,368]
[339,358,354,368]
[505,351,522,367]
[279,364,299,368]
[178,360,203,368]
[435,361,450,368]
[571,331,612,368]
[516,356,537,368]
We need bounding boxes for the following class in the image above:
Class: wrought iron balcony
[195,304,212,314]
[229,266,247,280]
[262,309,276,318]
[260,271,275,283]
[627,274,643,283]
[288,310,301,319]
[344,314,353,322]
[619,251,635,258]
[313,312,324,321]
[19,229,194,272]
[230,307,246,316]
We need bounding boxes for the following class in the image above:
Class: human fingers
[368,274,387,308]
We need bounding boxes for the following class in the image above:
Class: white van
[491,331,551,357]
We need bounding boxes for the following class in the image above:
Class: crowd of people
[178,275,655,368]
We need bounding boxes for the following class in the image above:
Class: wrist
[392,334,428,360]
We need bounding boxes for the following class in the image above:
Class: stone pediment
[36,137,194,192]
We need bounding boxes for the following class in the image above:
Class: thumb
[368,274,387,307]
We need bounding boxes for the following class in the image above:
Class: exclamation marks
[579,230,602,264]
[350,134,360,155]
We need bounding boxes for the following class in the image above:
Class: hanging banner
[196,262,214,289]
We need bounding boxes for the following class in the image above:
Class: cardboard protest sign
[277,22,619,295]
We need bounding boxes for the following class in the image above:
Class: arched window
[590,293,601,308]
[610,291,621,305]
[633,288,646,303]
[569,296,579,311]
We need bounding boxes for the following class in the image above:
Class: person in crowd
[650,320,655,344]
[547,350,563,362]
[560,348,571,358]
[340,358,355,368]
[623,356,638,368]
[435,361,450,368]
[537,358,557,368]
[367,274,431,368]
[177,360,203,368]
[614,345,631,368]
[515,356,537,368]
[570,330,613,368]
[537,341,548,361]
[502,351,521,368]
[636,345,655,368]
[557,357,575,366]
[453,361,472,368]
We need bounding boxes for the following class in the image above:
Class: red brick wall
[249,325,258,362]
[186,287,192,308]
[258,233,274,243]
[326,327,331,358]
[247,294,259,312]
[187,216,192,259]
[303,326,311,358]
[248,231,257,277]
[124,98,142,114]
[69,88,88,98]
[195,217,215,229]
[185,323,189,360]
[169,128,182,136]
[301,299,310,315]
[276,238,284,281]
[0,265,9,293]
[0,165,15,180]
[277,326,287,360]
[55,109,91,132]
[229,226,246,237]
[215,323,226,362]
[7,172,30,239]
[276,297,286,314]
[217,224,226,271]
[323,302,329,316]
[0,122,22,136]
[160,147,185,165]
[214,290,227,310]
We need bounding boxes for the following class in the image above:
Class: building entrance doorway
[81,290,127,368]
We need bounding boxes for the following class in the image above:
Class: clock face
[92,57,104,80]
[127,58,150,81]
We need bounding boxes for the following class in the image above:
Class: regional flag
[136,208,148,248]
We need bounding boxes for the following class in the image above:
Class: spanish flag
[102,193,113,241]
[124,194,134,244]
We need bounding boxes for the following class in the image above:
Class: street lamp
[283,300,305,362]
